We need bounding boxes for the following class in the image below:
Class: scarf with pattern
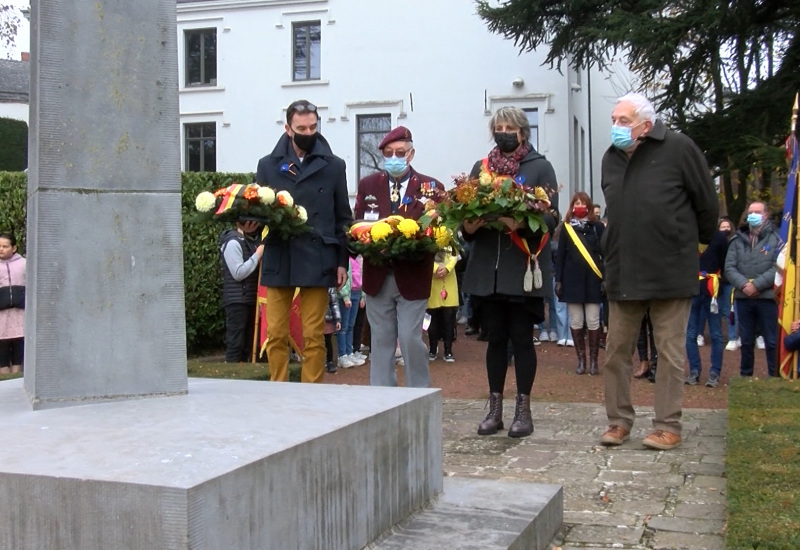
[486,141,532,176]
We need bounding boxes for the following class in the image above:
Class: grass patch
[187,358,301,382]
[727,377,800,549]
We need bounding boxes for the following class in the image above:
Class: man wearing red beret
[354,126,445,387]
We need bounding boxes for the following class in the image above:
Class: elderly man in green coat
[598,92,718,451]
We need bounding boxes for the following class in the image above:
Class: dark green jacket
[600,120,718,301]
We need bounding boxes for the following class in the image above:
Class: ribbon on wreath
[510,232,549,292]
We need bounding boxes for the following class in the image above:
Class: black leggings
[0,337,23,367]
[481,298,539,395]
[428,306,457,352]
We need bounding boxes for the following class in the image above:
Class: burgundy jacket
[354,168,444,300]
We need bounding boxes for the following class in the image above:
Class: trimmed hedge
[0,118,28,171]
[0,171,256,354]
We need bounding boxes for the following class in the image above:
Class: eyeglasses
[382,148,411,158]
[287,102,317,117]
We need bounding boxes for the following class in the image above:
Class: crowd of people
[6,93,791,453]
[208,94,800,450]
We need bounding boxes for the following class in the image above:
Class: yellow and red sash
[564,223,603,279]
[698,271,720,299]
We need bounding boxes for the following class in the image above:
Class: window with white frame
[185,122,216,172]
[523,108,539,150]
[185,28,217,87]
[293,21,321,81]
[357,114,392,181]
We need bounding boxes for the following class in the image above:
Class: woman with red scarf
[461,107,557,438]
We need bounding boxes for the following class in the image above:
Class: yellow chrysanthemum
[478,171,493,186]
[434,226,452,248]
[370,222,393,242]
[397,218,420,238]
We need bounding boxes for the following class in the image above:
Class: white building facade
[176,0,633,210]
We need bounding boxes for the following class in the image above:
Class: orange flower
[243,187,259,201]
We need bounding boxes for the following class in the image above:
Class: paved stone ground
[443,399,726,550]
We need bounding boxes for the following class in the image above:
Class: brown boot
[477,392,504,435]
[633,360,651,379]
[571,327,587,374]
[508,393,533,438]
[587,328,601,375]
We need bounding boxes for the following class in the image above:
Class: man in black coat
[599,92,718,451]
[255,99,353,383]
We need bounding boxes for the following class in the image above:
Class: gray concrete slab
[369,477,562,550]
[0,379,443,550]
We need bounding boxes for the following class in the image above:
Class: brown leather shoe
[633,360,651,379]
[643,429,682,450]
[600,425,630,445]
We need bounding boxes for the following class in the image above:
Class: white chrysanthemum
[296,205,308,222]
[195,192,217,212]
[276,190,294,207]
[258,186,276,205]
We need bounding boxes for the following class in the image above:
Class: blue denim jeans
[719,283,737,341]
[555,294,570,341]
[736,298,777,377]
[337,289,361,356]
[538,275,558,333]
[685,293,723,378]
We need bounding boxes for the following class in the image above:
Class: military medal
[390,187,400,203]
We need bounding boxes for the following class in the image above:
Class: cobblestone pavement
[443,399,727,550]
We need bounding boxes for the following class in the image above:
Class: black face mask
[493,132,520,153]
[292,132,318,152]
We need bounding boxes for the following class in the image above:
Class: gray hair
[617,92,657,123]
[489,107,531,142]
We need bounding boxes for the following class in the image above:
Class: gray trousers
[366,273,430,388]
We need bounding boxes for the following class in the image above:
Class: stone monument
[0,2,445,549]
[24,0,188,409]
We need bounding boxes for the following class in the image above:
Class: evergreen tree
[477,0,800,223]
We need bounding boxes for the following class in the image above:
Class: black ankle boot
[508,393,533,438]
[478,392,504,435]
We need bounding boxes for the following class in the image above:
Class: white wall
[0,102,28,125]
[178,0,628,210]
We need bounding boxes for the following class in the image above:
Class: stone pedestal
[0,379,443,550]
[25,0,187,409]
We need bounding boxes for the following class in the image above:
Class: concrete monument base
[0,378,442,550]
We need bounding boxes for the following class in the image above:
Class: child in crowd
[219,221,264,363]
[427,247,459,362]
[0,232,25,374]
[323,287,342,374]
[337,255,367,368]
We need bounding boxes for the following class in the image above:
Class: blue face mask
[384,156,407,178]
[611,124,636,149]
[747,212,763,227]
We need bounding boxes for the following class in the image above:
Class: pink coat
[0,253,26,340]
